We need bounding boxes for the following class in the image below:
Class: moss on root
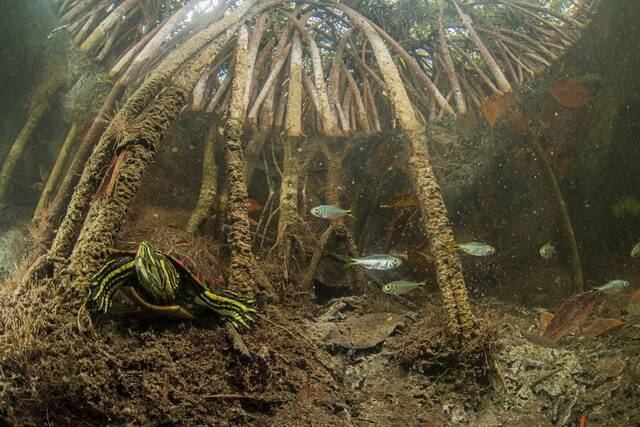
[398,314,501,391]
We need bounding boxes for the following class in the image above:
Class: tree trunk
[530,137,583,292]
[186,124,219,234]
[67,86,188,282]
[223,26,256,295]
[33,122,80,223]
[0,83,57,209]
[335,3,474,340]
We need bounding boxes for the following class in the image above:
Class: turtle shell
[111,228,226,317]
[114,228,225,289]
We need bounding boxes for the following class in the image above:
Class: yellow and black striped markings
[89,256,136,313]
[134,241,180,305]
[195,291,256,332]
[88,241,257,333]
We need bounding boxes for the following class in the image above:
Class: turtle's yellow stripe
[194,291,256,331]
[135,242,179,303]
[89,257,136,312]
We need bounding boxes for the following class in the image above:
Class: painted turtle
[87,240,255,332]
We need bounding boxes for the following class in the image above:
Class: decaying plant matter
[19,0,597,341]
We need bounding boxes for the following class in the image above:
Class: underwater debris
[612,196,640,218]
[538,311,555,329]
[0,228,29,279]
[322,312,405,350]
[582,318,623,338]
[549,78,594,109]
[543,292,596,342]
[481,93,515,128]
[379,194,418,209]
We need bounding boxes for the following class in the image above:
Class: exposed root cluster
[398,314,501,389]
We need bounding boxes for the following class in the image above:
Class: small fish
[310,205,354,220]
[539,243,557,260]
[627,300,640,315]
[344,254,402,270]
[47,24,69,40]
[380,194,417,209]
[631,241,640,258]
[453,242,496,257]
[383,280,425,295]
[594,279,630,294]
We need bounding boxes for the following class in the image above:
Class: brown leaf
[539,311,554,329]
[506,110,530,136]
[247,198,263,214]
[372,141,407,171]
[482,93,515,128]
[543,292,596,342]
[549,79,593,109]
[583,318,624,339]
[629,289,640,303]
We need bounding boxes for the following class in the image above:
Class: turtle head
[134,241,179,303]
[137,241,155,259]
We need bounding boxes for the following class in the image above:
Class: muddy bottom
[1,283,639,426]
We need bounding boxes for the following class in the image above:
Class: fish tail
[326,252,353,264]
[342,260,358,269]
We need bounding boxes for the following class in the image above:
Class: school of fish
[311,204,638,305]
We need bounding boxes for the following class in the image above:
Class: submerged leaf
[583,318,623,338]
[539,311,554,329]
[549,79,593,108]
[543,292,596,342]
[482,93,515,128]
[629,289,640,303]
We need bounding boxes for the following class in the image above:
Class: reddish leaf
[94,151,128,199]
[543,292,596,342]
[372,141,407,171]
[482,93,515,128]
[247,198,264,214]
[549,79,593,109]
[629,289,640,303]
[539,311,554,329]
[506,110,530,136]
[583,318,623,339]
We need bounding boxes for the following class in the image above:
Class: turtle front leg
[88,257,136,313]
[194,290,256,332]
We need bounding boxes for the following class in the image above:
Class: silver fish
[310,205,354,220]
[594,279,630,294]
[345,254,402,270]
[383,280,425,295]
[455,242,495,257]
[631,241,640,258]
[47,24,69,40]
[539,243,557,260]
